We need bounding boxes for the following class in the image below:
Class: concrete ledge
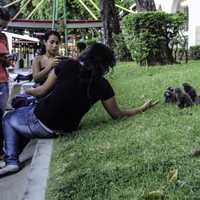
[0,140,37,200]
[22,139,53,200]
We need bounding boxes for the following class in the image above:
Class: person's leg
[2,107,31,166]
[0,106,55,176]
[0,83,9,113]
[0,83,9,158]
[0,109,4,159]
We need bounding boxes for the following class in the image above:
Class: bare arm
[32,56,60,84]
[25,69,57,97]
[102,96,159,119]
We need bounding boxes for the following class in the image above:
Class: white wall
[154,0,175,13]
[3,31,39,53]
[155,0,200,47]
[188,0,200,47]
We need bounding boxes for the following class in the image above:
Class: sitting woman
[32,30,62,85]
[0,43,158,176]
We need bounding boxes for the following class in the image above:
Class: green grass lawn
[46,60,200,200]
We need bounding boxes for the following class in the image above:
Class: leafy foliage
[189,45,200,60]
[19,0,135,20]
[122,12,186,66]
[112,33,132,61]
[19,0,52,19]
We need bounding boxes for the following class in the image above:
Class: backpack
[14,73,33,82]
[11,93,37,109]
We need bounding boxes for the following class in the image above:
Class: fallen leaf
[144,190,164,199]
[167,169,178,182]
[191,149,200,157]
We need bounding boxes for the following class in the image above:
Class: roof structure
[8,19,103,30]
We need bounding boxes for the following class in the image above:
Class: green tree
[20,0,52,19]
[19,0,135,20]
[123,12,186,65]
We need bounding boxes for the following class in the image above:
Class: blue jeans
[2,106,56,165]
[0,82,9,153]
[0,82,9,114]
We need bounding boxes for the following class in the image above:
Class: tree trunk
[99,0,131,60]
[136,0,156,11]
[100,0,120,48]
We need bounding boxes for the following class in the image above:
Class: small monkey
[182,83,198,102]
[164,87,176,103]
[174,88,193,109]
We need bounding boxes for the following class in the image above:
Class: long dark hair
[39,30,61,55]
[78,43,116,98]
[0,7,10,21]
[79,43,116,79]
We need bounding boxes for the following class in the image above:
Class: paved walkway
[0,68,52,200]
[23,139,53,200]
[0,140,36,200]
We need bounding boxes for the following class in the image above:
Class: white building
[154,0,200,47]
[3,31,39,68]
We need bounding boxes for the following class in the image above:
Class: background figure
[0,7,11,159]
[31,30,62,85]
[76,41,86,56]
[18,58,24,69]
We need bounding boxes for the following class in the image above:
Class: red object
[0,37,9,55]
[0,34,9,82]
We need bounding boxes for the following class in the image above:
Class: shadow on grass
[56,117,121,139]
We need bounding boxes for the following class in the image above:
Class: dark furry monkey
[174,88,193,108]
[182,83,198,102]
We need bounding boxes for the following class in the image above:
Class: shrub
[189,45,200,60]
[122,12,186,66]
[86,39,98,46]
[112,33,132,61]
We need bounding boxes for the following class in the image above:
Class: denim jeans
[0,82,9,113]
[0,82,9,153]
[2,105,56,165]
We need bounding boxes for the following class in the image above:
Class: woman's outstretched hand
[142,99,159,111]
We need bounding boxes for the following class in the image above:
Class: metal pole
[115,4,135,13]
[78,0,98,20]
[3,0,21,8]
[63,0,68,55]
[12,0,32,20]
[89,0,100,11]
[52,0,56,30]
[55,0,59,21]
[26,0,46,19]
